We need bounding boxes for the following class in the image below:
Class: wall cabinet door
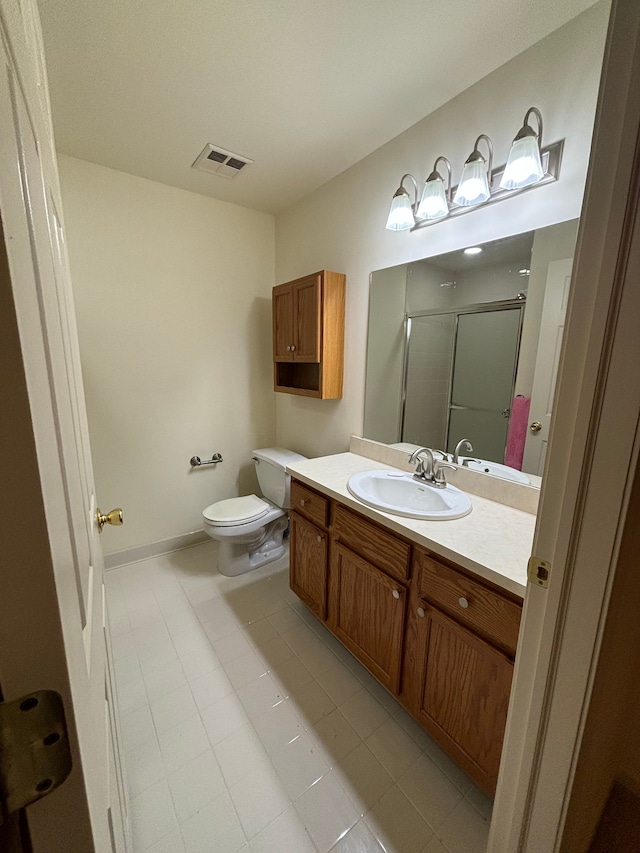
[273,283,295,361]
[328,542,406,693]
[273,275,321,362]
[292,274,321,361]
[290,511,328,619]
[412,604,514,794]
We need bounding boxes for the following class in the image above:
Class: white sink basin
[458,458,530,484]
[347,470,472,521]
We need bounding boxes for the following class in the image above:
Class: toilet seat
[203,494,271,527]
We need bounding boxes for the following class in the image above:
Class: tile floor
[106,540,492,853]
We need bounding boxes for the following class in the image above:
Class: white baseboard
[104,530,209,570]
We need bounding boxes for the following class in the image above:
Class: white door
[521,258,573,475]
[0,1,128,850]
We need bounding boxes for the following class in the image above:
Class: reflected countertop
[286,452,533,598]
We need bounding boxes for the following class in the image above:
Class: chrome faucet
[408,447,435,481]
[409,447,455,489]
[452,438,474,465]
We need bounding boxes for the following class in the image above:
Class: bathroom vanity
[286,450,533,795]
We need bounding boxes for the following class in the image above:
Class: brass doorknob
[530,421,542,433]
[96,507,123,532]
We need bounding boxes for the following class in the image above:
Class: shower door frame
[400,297,526,456]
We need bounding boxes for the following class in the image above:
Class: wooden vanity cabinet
[289,481,330,619]
[403,547,522,794]
[329,544,406,693]
[288,478,523,795]
[272,270,345,399]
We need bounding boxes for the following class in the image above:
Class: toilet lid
[203,494,270,525]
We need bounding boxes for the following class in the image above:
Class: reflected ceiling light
[385,174,418,231]
[500,107,544,190]
[416,157,452,221]
[453,134,493,207]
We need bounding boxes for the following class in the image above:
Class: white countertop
[286,452,533,597]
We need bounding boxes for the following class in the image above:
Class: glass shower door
[447,307,523,462]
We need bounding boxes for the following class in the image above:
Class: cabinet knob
[392,589,400,600]
[286,345,291,351]
[291,345,296,351]
[458,596,469,609]
[300,499,305,506]
[316,535,321,543]
[417,607,425,618]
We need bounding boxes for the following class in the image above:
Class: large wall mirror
[363,218,579,486]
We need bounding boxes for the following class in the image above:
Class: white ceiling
[38,0,597,214]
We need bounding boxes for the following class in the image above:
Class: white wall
[59,156,276,554]
[274,3,609,457]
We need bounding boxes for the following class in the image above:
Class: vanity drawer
[333,504,411,583]
[416,551,522,655]
[290,480,329,529]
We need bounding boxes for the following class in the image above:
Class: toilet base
[216,516,288,577]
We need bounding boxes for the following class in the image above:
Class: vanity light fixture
[453,134,493,207]
[388,107,563,233]
[500,107,544,190]
[385,174,419,231]
[416,157,452,221]
[464,247,483,256]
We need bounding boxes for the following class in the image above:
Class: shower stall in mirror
[401,300,525,462]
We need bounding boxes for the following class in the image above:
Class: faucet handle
[434,461,456,486]
[433,449,451,462]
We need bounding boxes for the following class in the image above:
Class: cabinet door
[329,542,406,693]
[273,283,294,361]
[414,605,513,794]
[293,275,321,362]
[290,512,328,619]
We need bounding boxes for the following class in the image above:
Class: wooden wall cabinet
[288,478,523,795]
[272,270,345,398]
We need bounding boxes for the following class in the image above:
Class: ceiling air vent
[192,144,253,180]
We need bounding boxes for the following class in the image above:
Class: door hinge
[528,555,551,589]
[0,690,72,824]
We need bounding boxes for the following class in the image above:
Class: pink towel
[505,396,531,470]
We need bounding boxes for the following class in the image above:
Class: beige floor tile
[312,708,362,765]
[366,716,423,780]
[340,688,390,740]
[287,679,336,728]
[229,763,291,839]
[248,805,316,852]
[366,785,433,853]
[270,732,330,799]
[398,753,463,831]
[331,819,386,853]
[167,748,226,823]
[107,553,489,853]
[335,742,394,815]
[295,770,360,852]
[436,797,490,853]
[180,790,247,853]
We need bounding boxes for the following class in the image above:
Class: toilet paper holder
[190,453,223,467]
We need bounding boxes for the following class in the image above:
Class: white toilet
[202,447,307,577]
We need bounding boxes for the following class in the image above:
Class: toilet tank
[252,447,307,509]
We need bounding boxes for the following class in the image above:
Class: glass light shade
[416,176,448,220]
[453,159,490,207]
[500,135,544,189]
[385,191,415,231]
